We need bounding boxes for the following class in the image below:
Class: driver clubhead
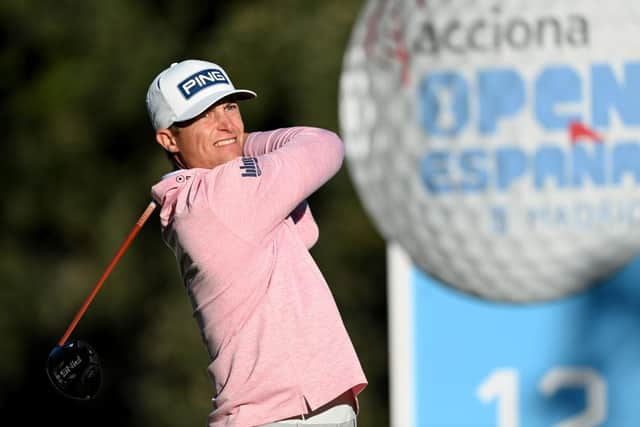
[46,339,102,400]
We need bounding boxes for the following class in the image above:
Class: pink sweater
[150,127,367,427]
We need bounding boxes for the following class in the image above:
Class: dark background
[0,1,389,426]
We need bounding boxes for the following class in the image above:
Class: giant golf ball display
[339,0,640,302]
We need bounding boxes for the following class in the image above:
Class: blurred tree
[0,1,387,426]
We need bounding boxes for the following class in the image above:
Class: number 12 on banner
[477,368,607,427]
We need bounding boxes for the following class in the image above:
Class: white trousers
[259,404,357,427]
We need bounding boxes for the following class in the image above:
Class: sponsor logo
[58,355,83,380]
[178,69,229,99]
[240,157,261,177]
[413,7,589,56]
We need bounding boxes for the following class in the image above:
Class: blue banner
[412,257,640,426]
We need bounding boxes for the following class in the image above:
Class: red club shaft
[58,201,157,347]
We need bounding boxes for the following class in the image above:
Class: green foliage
[0,1,388,425]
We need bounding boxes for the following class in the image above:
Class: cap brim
[174,89,256,124]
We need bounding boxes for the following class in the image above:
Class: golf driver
[46,201,157,400]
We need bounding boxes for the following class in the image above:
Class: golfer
[146,59,367,427]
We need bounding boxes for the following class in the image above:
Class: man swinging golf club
[146,59,367,427]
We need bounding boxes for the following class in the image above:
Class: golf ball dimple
[339,0,640,303]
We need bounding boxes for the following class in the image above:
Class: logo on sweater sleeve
[239,157,262,177]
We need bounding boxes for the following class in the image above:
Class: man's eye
[225,103,238,111]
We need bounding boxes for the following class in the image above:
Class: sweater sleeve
[243,127,309,157]
[205,127,344,242]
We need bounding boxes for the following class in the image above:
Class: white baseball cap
[146,59,257,130]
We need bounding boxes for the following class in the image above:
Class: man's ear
[155,128,180,153]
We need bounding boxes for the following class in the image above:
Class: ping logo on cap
[178,68,229,99]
